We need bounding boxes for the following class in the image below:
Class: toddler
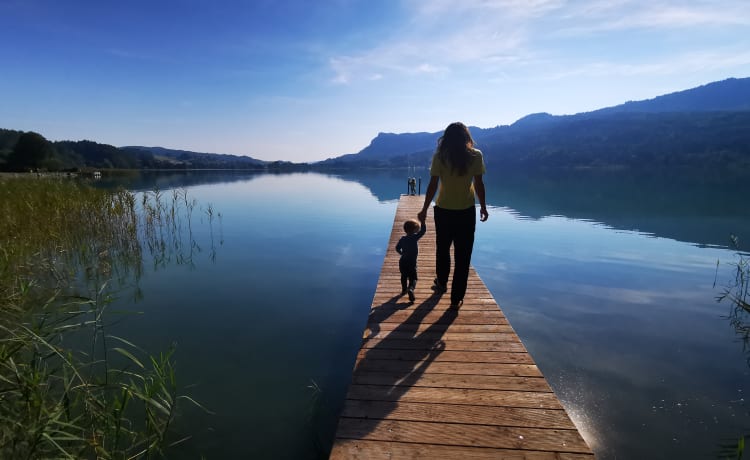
[395,217,426,302]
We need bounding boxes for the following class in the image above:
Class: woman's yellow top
[430,148,486,210]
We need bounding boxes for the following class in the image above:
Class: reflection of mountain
[95,170,269,191]
[98,170,750,250]
[484,170,750,249]
[332,169,428,202]
[339,169,750,249]
[496,173,750,246]
[99,169,420,197]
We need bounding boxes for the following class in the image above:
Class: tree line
[0,129,294,172]
[0,129,159,171]
[3,109,750,174]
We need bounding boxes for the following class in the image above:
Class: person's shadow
[338,288,456,437]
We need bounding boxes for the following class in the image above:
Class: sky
[1,0,749,162]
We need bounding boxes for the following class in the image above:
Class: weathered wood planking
[330,195,593,459]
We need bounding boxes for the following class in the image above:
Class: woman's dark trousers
[434,206,476,304]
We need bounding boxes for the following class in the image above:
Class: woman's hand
[480,206,489,222]
[417,209,427,222]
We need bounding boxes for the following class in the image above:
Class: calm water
[99,169,750,459]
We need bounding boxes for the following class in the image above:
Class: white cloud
[538,49,750,80]
[558,0,750,34]
[414,63,442,74]
[326,11,529,84]
[410,0,566,18]
[325,0,750,85]
[329,56,357,84]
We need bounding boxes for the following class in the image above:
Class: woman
[417,122,488,309]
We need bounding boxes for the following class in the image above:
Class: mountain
[337,131,438,162]
[318,77,750,172]
[593,77,750,114]
[125,146,268,169]
[3,77,749,173]
[317,126,500,167]
[0,131,310,172]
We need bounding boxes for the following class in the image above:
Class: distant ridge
[317,76,750,171]
[2,77,749,173]
[592,77,750,114]
[323,132,438,165]
[125,146,267,168]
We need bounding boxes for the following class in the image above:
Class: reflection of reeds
[716,235,750,357]
[715,234,749,459]
[0,177,214,458]
[305,378,327,457]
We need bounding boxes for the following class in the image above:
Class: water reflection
[100,169,750,250]
[97,169,267,191]
[717,249,750,365]
[99,170,750,459]
[470,205,749,459]
[103,173,396,458]
[330,168,750,250]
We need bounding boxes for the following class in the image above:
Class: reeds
[716,235,750,355]
[715,234,749,459]
[0,177,210,458]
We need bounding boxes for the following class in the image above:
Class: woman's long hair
[436,122,476,175]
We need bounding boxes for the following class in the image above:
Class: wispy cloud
[327,14,528,84]
[538,48,750,80]
[557,0,750,34]
[410,0,566,18]
[326,0,750,85]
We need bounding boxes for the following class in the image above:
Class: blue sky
[1,0,749,162]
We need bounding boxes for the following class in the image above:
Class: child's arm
[395,238,404,254]
[416,220,426,240]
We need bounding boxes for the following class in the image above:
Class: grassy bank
[0,177,205,458]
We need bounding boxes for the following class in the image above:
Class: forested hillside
[0,131,270,172]
[378,111,750,171]
[317,77,750,173]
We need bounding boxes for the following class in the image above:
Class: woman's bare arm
[418,176,439,222]
[474,175,488,221]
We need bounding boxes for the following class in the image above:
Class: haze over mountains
[1,77,749,172]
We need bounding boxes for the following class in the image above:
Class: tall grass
[715,235,749,460]
[0,177,210,458]
[716,235,750,362]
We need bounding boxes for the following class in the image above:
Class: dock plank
[350,372,552,392]
[331,440,594,460]
[330,195,593,458]
[336,419,590,453]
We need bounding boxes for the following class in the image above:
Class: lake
[98,169,750,459]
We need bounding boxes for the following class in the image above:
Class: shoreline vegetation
[0,176,213,458]
[716,237,750,458]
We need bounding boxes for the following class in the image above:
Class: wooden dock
[330,195,593,459]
